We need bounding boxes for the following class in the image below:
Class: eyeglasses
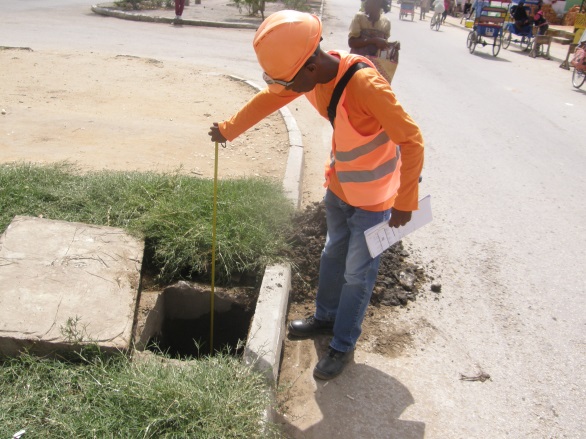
[262,45,321,89]
[262,72,296,88]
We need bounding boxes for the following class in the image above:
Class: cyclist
[431,0,445,26]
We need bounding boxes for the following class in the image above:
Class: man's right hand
[375,38,391,50]
[208,122,227,143]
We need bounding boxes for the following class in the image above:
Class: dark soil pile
[285,202,429,307]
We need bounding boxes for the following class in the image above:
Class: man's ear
[305,63,318,73]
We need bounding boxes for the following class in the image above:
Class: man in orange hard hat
[209,10,424,380]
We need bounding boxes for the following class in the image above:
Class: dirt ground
[1,47,433,433]
[0,47,288,179]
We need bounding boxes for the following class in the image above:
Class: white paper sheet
[364,195,432,258]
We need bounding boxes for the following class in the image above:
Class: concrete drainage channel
[134,282,256,359]
[134,263,291,385]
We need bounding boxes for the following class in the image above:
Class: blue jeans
[315,190,392,352]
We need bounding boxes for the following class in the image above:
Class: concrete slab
[0,216,144,356]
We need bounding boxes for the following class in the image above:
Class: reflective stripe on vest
[337,145,401,183]
[335,131,389,162]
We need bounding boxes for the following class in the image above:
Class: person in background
[431,0,445,24]
[442,0,450,23]
[533,1,549,35]
[420,0,431,20]
[513,0,531,32]
[174,0,185,22]
[463,0,472,17]
[209,10,424,380]
[348,0,392,56]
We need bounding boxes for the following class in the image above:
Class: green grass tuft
[0,350,280,438]
[0,162,294,283]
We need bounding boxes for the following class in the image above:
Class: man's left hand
[388,208,412,228]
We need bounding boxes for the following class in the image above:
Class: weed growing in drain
[0,162,294,284]
[0,350,280,438]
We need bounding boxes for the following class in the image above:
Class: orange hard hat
[253,10,322,82]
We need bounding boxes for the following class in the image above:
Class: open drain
[136,281,256,359]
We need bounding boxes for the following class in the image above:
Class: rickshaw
[466,0,510,57]
[502,0,539,51]
[400,0,416,21]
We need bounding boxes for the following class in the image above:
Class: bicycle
[430,12,442,31]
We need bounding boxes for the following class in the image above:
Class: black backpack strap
[327,62,369,127]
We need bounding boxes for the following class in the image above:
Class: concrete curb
[243,264,291,384]
[91,4,258,29]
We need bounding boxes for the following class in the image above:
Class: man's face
[365,0,384,15]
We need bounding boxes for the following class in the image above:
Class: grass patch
[0,350,280,438]
[0,162,291,436]
[0,162,294,284]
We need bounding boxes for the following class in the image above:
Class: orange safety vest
[308,52,402,207]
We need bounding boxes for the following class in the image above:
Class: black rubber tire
[493,34,502,57]
[572,68,586,89]
[467,31,477,54]
[502,29,512,49]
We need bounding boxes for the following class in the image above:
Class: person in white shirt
[431,0,445,24]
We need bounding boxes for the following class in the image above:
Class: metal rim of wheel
[493,34,502,57]
[467,31,477,54]
[521,36,531,51]
[503,29,511,49]
[430,16,435,29]
[436,19,441,31]
[572,68,586,89]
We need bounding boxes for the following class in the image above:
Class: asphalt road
[2,1,585,437]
